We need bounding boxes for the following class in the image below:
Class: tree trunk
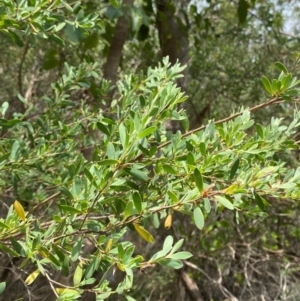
[103,0,134,90]
[156,0,189,132]
[156,0,189,90]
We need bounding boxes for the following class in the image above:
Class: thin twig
[18,41,30,95]
[45,272,59,298]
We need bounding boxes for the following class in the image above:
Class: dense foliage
[1,1,300,301]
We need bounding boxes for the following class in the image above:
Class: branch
[45,272,59,298]
[180,270,204,301]
[184,260,239,301]
[158,96,280,150]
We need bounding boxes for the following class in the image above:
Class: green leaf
[59,205,81,214]
[54,22,66,32]
[8,30,24,47]
[79,278,96,286]
[119,123,127,148]
[275,62,288,74]
[256,124,264,139]
[132,191,142,213]
[59,187,74,200]
[11,237,26,256]
[181,115,189,131]
[0,282,6,294]
[229,158,239,180]
[204,198,211,213]
[61,0,73,12]
[152,213,160,229]
[73,263,83,286]
[118,244,124,259]
[186,152,195,165]
[62,256,70,276]
[71,238,82,262]
[97,122,110,136]
[0,243,19,257]
[271,79,279,94]
[163,235,173,253]
[85,256,100,279]
[162,164,177,175]
[84,168,94,184]
[171,239,184,253]
[193,206,204,230]
[168,251,192,260]
[262,76,273,95]
[49,34,65,47]
[48,253,61,266]
[158,259,183,269]
[137,126,157,138]
[128,169,149,182]
[98,159,118,165]
[254,192,269,210]
[199,142,206,156]
[194,168,203,193]
[123,246,135,264]
[109,0,120,8]
[52,245,65,262]
[10,140,20,160]
[167,190,178,204]
[0,221,9,229]
[107,142,115,159]
[215,195,234,210]
[283,89,300,96]
[124,201,134,219]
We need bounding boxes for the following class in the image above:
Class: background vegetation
[1,0,300,300]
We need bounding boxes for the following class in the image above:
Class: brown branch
[180,270,204,301]
[30,192,61,214]
[45,272,59,298]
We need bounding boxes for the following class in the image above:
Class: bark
[156,0,189,132]
[103,0,134,88]
[156,0,189,91]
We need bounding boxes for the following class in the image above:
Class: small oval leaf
[25,269,40,285]
[137,126,157,138]
[168,251,192,260]
[105,238,113,253]
[262,76,273,95]
[164,213,173,230]
[275,62,288,74]
[132,192,142,213]
[215,195,234,210]
[73,262,83,286]
[71,238,82,262]
[98,159,118,166]
[162,164,177,175]
[132,223,154,243]
[229,158,240,180]
[14,201,26,221]
[194,168,203,193]
[193,206,204,230]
